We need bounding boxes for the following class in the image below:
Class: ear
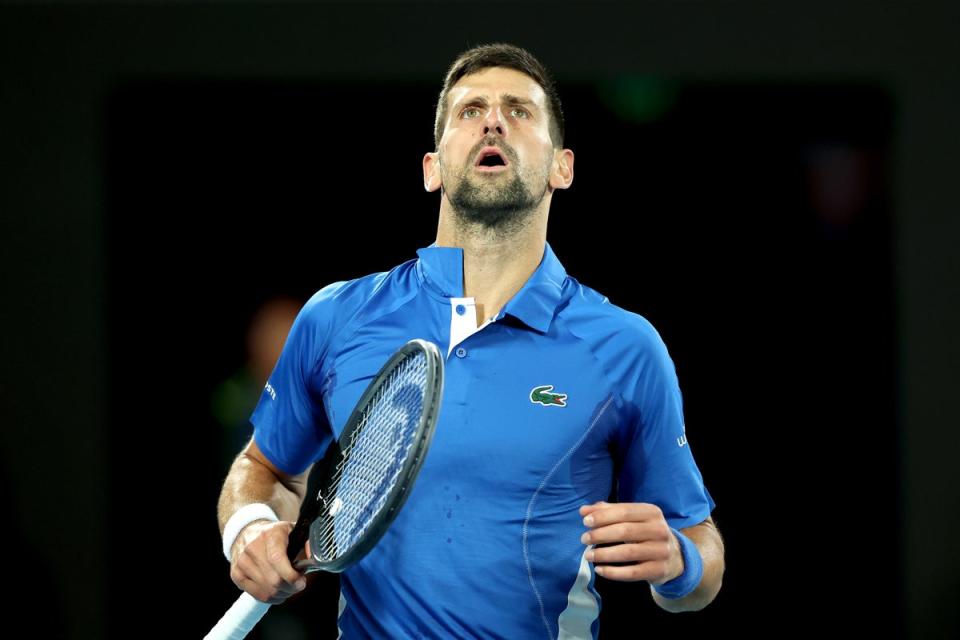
[423,152,442,192]
[549,148,574,190]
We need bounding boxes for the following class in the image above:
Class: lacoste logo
[530,385,568,407]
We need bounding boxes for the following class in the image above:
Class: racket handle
[204,592,271,640]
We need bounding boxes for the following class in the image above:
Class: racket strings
[312,352,428,560]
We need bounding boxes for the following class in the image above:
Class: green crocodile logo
[530,385,568,407]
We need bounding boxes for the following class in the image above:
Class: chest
[319,322,622,499]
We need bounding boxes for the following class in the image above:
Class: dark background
[1,2,957,639]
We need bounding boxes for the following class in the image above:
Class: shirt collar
[415,241,567,334]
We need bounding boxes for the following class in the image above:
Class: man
[217,43,724,638]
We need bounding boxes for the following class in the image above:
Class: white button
[456,347,467,358]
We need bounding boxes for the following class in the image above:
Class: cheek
[522,149,554,177]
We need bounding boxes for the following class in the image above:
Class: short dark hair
[433,43,565,150]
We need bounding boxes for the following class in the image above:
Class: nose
[483,106,506,137]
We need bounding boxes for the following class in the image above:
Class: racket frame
[296,338,444,573]
[205,338,444,640]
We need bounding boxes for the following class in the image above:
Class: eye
[461,107,481,119]
[511,108,529,119]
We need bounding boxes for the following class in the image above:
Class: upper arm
[251,285,344,474]
[616,318,716,529]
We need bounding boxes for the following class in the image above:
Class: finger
[578,501,609,516]
[594,560,670,583]
[581,521,666,546]
[240,574,303,603]
[234,549,303,602]
[586,541,669,565]
[239,579,292,606]
[233,550,269,592]
[581,502,663,528]
[250,558,305,600]
[242,546,305,600]
[232,563,275,603]
[265,525,305,587]
[252,526,306,591]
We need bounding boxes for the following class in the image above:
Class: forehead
[447,67,548,110]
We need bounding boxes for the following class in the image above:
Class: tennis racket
[205,338,445,640]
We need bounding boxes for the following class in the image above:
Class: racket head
[301,338,444,573]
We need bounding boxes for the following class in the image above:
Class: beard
[441,144,550,233]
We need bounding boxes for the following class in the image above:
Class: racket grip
[204,592,271,640]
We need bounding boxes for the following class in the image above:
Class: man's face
[428,67,559,229]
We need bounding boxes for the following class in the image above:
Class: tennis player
[217,42,724,638]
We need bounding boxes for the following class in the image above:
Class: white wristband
[222,503,279,562]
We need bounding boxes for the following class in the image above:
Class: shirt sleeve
[615,321,715,530]
[250,283,346,475]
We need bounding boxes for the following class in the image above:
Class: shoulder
[297,258,417,330]
[559,283,684,428]
[559,277,669,357]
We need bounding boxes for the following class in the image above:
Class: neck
[434,199,548,324]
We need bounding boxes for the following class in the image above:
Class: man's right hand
[229,520,307,604]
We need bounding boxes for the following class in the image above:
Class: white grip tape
[221,503,279,562]
[203,592,271,640]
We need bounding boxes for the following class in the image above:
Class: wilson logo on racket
[530,385,568,407]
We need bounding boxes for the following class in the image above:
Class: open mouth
[475,147,508,169]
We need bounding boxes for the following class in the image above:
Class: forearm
[650,519,725,613]
[216,446,305,534]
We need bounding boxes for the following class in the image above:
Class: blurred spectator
[211,297,301,473]
[210,296,317,639]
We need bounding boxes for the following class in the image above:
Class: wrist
[652,528,703,600]
[222,503,279,562]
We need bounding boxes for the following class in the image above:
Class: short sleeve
[251,283,345,475]
[616,322,715,530]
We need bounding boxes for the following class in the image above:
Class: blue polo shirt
[251,242,715,639]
